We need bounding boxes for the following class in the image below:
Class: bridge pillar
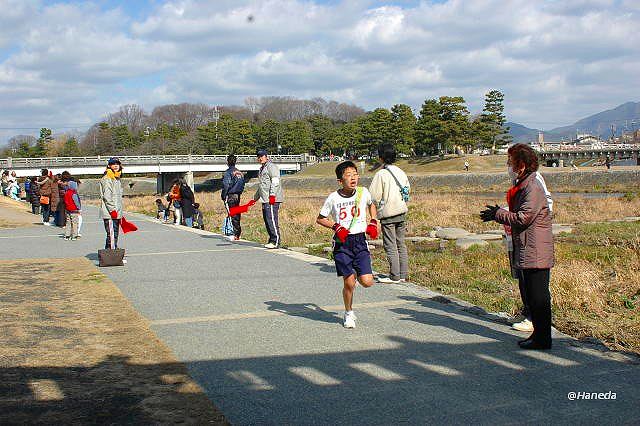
[156,171,195,194]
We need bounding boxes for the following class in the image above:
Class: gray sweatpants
[65,211,80,238]
[382,221,408,280]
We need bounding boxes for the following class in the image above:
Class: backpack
[64,189,79,211]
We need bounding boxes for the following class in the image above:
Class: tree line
[2,91,510,159]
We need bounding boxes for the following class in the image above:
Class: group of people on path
[2,168,84,240]
[156,177,204,230]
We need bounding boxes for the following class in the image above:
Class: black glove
[480,204,500,222]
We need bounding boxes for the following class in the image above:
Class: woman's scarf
[506,172,530,211]
[105,169,121,179]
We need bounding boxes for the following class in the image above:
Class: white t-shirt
[319,187,372,234]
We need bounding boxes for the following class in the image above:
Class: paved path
[1,204,639,425]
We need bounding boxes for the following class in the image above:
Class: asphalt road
[1,205,639,425]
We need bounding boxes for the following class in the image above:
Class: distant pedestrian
[481,143,554,350]
[221,154,246,240]
[316,161,378,329]
[253,149,284,248]
[179,179,196,228]
[464,160,470,172]
[100,158,123,249]
[605,155,611,170]
[63,180,81,240]
[369,142,410,284]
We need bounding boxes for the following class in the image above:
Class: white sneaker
[226,235,235,241]
[512,318,534,332]
[263,243,278,249]
[43,222,51,226]
[343,311,357,329]
[122,258,127,264]
[377,276,401,284]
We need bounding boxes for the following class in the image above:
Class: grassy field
[123,187,640,354]
[298,155,510,177]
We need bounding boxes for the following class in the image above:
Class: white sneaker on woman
[512,318,533,332]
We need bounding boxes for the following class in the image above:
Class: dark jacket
[221,166,245,200]
[180,183,195,218]
[30,181,41,206]
[495,172,554,270]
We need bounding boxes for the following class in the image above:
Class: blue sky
[0,0,639,143]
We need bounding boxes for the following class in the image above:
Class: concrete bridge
[0,154,316,192]
[537,145,640,167]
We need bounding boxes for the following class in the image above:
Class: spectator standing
[179,179,196,228]
[169,180,183,225]
[99,158,123,249]
[221,154,246,240]
[29,177,41,215]
[481,143,554,350]
[192,203,204,229]
[369,143,410,284]
[253,149,284,249]
[37,169,53,225]
[63,180,81,240]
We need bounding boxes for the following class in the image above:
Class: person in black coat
[179,179,196,227]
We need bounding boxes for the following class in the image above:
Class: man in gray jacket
[253,149,284,248]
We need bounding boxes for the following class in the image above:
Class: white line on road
[149,299,414,326]
[127,247,257,257]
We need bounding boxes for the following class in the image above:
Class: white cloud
[0,0,639,143]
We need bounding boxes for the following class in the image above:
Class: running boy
[316,161,379,328]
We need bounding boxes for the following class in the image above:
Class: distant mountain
[508,101,640,143]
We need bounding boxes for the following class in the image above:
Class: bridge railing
[0,154,315,169]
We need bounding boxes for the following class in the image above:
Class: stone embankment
[282,169,640,191]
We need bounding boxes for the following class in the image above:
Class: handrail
[0,154,316,169]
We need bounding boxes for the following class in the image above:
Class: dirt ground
[0,197,40,228]
[0,258,228,424]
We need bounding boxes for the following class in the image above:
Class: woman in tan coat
[481,144,554,350]
[36,169,53,225]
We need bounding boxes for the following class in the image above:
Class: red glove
[248,199,256,207]
[332,223,349,243]
[366,219,378,239]
[269,195,276,205]
[109,210,118,219]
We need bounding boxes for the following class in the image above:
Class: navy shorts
[333,232,373,277]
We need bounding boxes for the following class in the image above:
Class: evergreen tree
[438,96,470,153]
[33,128,52,157]
[360,108,393,156]
[480,90,512,151]
[59,137,81,157]
[415,99,442,155]
[281,120,313,154]
[391,104,416,155]
[308,115,334,155]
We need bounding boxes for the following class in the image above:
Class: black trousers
[103,218,121,249]
[518,275,531,320]
[519,268,552,345]
[226,193,242,237]
[262,202,281,246]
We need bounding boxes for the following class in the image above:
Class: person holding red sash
[481,144,554,350]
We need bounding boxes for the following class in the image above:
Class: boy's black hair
[155,198,162,204]
[378,142,396,164]
[335,161,358,179]
[193,202,200,209]
[41,168,48,176]
[227,154,237,166]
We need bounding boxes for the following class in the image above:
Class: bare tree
[149,103,212,132]
[107,104,146,134]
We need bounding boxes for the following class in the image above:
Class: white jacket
[369,164,410,220]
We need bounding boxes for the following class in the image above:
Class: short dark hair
[61,171,72,182]
[41,168,48,176]
[378,142,396,164]
[508,143,539,173]
[193,202,200,209]
[335,161,358,179]
[227,154,237,166]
